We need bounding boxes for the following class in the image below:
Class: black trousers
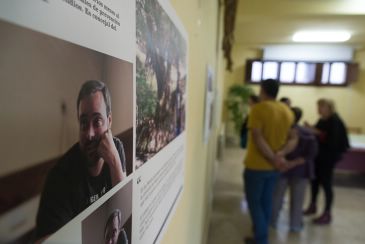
[310,153,340,212]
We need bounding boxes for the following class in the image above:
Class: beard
[82,138,101,167]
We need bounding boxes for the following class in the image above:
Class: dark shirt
[283,126,318,179]
[117,228,129,244]
[35,137,126,239]
[315,113,350,160]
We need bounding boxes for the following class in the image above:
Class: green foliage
[136,61,157,122]
[136,0,186,66]
[136,0,187,161]
[226,84,253,132]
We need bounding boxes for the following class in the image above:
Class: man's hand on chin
[97,129,126,185]
[97,129,119,165]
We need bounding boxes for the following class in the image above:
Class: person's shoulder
[59,142,82,166]
[260,100,284,110]
[40,143,83,201]
[332,113,346,124]
[113,136,123,146]
[113,136,125,152]
[251,101,267,113]
[272,101,293,118]
[117,228,129,244]
[281,103,293,117]
[250,102,260,111]
[317,118,326,125]
[49,143,82,179]
[113,136,126,165]
[254,100,269,108]
[276,101,290,112]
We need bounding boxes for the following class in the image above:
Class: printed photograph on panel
[82,180,133,244]
[0,19,133,243]
[204,66,215,143]
[136,0,187,167]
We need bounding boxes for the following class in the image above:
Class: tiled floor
[207,147,365,244]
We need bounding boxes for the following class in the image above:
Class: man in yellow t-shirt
[244,79,294,244]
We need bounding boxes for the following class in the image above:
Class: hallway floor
[207,147,365,244]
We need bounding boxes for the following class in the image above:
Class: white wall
[103,57,133,134]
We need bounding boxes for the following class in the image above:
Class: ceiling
[234,0,365,49]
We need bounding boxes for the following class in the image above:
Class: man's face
[105,217,120,244]
[78,91,111,167]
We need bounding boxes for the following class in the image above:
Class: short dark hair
[261,79,280,98]
[291,107,303,124]
[280,97,290,104]
[77,80,111,116]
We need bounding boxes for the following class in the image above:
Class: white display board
[204,66,214,144]
[0,0,187,243]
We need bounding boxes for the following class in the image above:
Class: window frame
[245,59,358,87]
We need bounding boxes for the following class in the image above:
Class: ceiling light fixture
[293,31,351,43]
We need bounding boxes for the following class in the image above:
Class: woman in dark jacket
[303,98,349,225]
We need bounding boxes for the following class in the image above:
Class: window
[329,62,347,85]
[296,62,316,84]
[251,61,262,82]
[245,59,358,86]
[280,62,295,83]
[262,62,278,80]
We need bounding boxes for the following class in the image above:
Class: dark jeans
[244,169,279,244]
[310,153,340,212]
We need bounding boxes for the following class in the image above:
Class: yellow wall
[277,56,365,131]
[160,0,224,244]
[222,46,261,121]
[223,45,365,133]
[160,1,365,243]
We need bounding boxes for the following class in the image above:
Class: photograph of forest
[136,0,187,167]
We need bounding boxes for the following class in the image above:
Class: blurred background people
[303,98,349,225]
[280,97,292,107]
[240,94,260,148]
[271,107,318,232]
[243,79,294,244]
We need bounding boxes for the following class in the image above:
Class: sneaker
[303,204,317,216]
[313,211,332,225]
[289,220,303,233]
[289,225,303,233]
